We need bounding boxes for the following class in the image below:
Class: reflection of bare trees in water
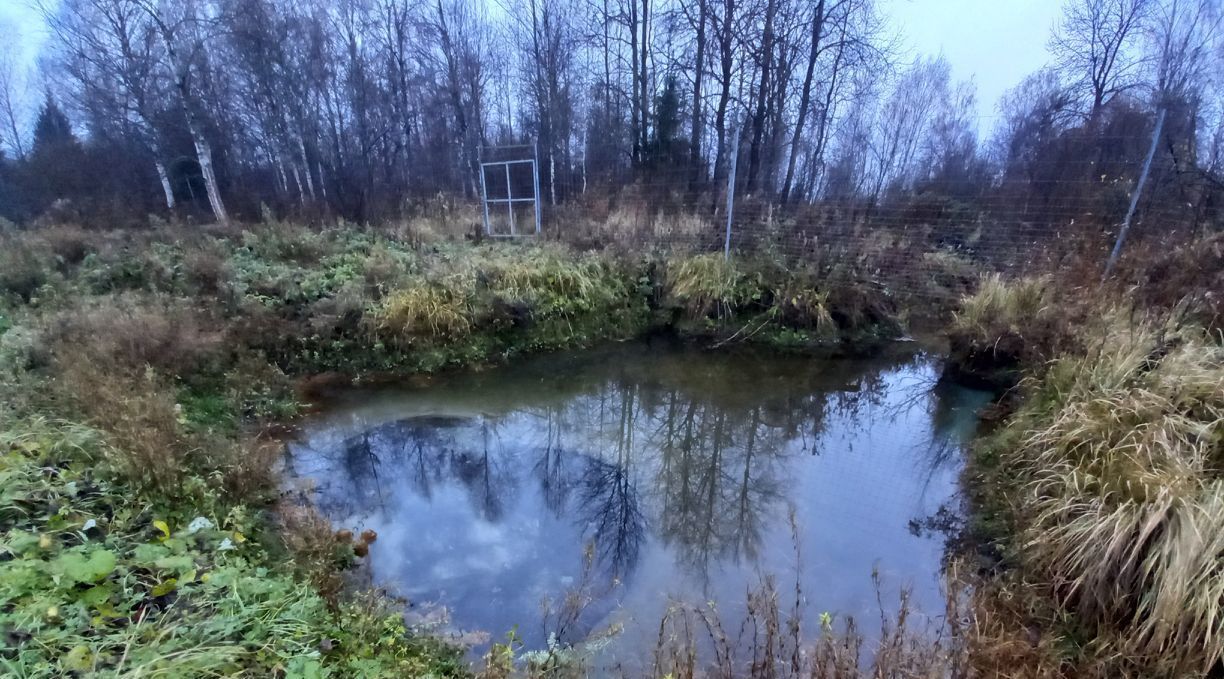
[648,391,790,587]
[295,356,895,590]
[300,415,520,521]
[533,406,578,517]
[576,383,647,580]
[383,418,454,500]
[578,457,646,580]
[380,417,517,521]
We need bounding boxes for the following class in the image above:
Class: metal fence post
[478,154,490,236]
[532,142,542,235]
[504,162,515,236]
[1104,108,1166,279]
[724,127,740,260]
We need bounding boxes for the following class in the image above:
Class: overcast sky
[2,0,1061,125]
[884,0,1063,121]
[0,1,50,69]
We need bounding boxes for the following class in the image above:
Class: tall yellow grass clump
[945,274,1085,389]
[1006,318,1224,674]
[377,282,473,341]
[480,246,620,316]
[951,273,1054,340]
[666,253,746,319]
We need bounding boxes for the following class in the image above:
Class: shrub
[40,294,221,376]
[37,224,93,266]
[1125,231,1223,333]
[917,249,978,310]
[772,285,836,336]
[240,222,328,264]
[0,238,49,303]
[80,242,182,294]
[183,241,233,296]
[362,244,417,298]
[52,360,190,491]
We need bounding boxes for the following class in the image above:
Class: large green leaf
[56,549,117,585]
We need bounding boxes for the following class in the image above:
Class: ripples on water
[286,340,990,660]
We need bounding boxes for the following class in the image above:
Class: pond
[285,340,990,665]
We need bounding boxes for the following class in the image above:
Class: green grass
[0,418,465,678]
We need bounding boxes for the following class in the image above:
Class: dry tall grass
[650,575,964,679]
[951,274,1054,341]
[665,253,747,319]
[945,274,1088,389]
[999,316,1224,675]
[379,283,474,341]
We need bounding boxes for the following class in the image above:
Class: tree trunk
[273,149,289,195]
[746,0,777,194]
[689,0,708,185]
[435,0,473,197]
[781,0,825,204]
[298,135,316,200]
[804,16,849,201]
[156,160,176,210]
[630,0,641,165]
[188,119,229,225]
[710,0,735,194]
[291,163,306,205]
[639,0,651,161]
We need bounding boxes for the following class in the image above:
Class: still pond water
[286,340,990,662]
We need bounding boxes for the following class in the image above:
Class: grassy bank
[0,220,954,676]
[950,236,1224,677]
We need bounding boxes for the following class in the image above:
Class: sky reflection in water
[286,341,990,658]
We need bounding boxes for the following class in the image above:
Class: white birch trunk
[156,161,176,210]
[188,120,229,225]
[275,157,289,195]
[298,136,316,200]
[291,163,306,206]
[549,149,556,206]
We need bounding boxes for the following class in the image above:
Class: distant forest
[0,0,1222,231]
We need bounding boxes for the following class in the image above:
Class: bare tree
[0,26,29,160]
[866,56,951,201]
[6,0,1217,232]
[423,0,493,198]
[134,0,228,224]
[1148,0,1221,105]
[1050,0,1153,121]
[44,0,181,210]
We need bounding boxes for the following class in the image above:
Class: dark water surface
[286,340,990,662]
